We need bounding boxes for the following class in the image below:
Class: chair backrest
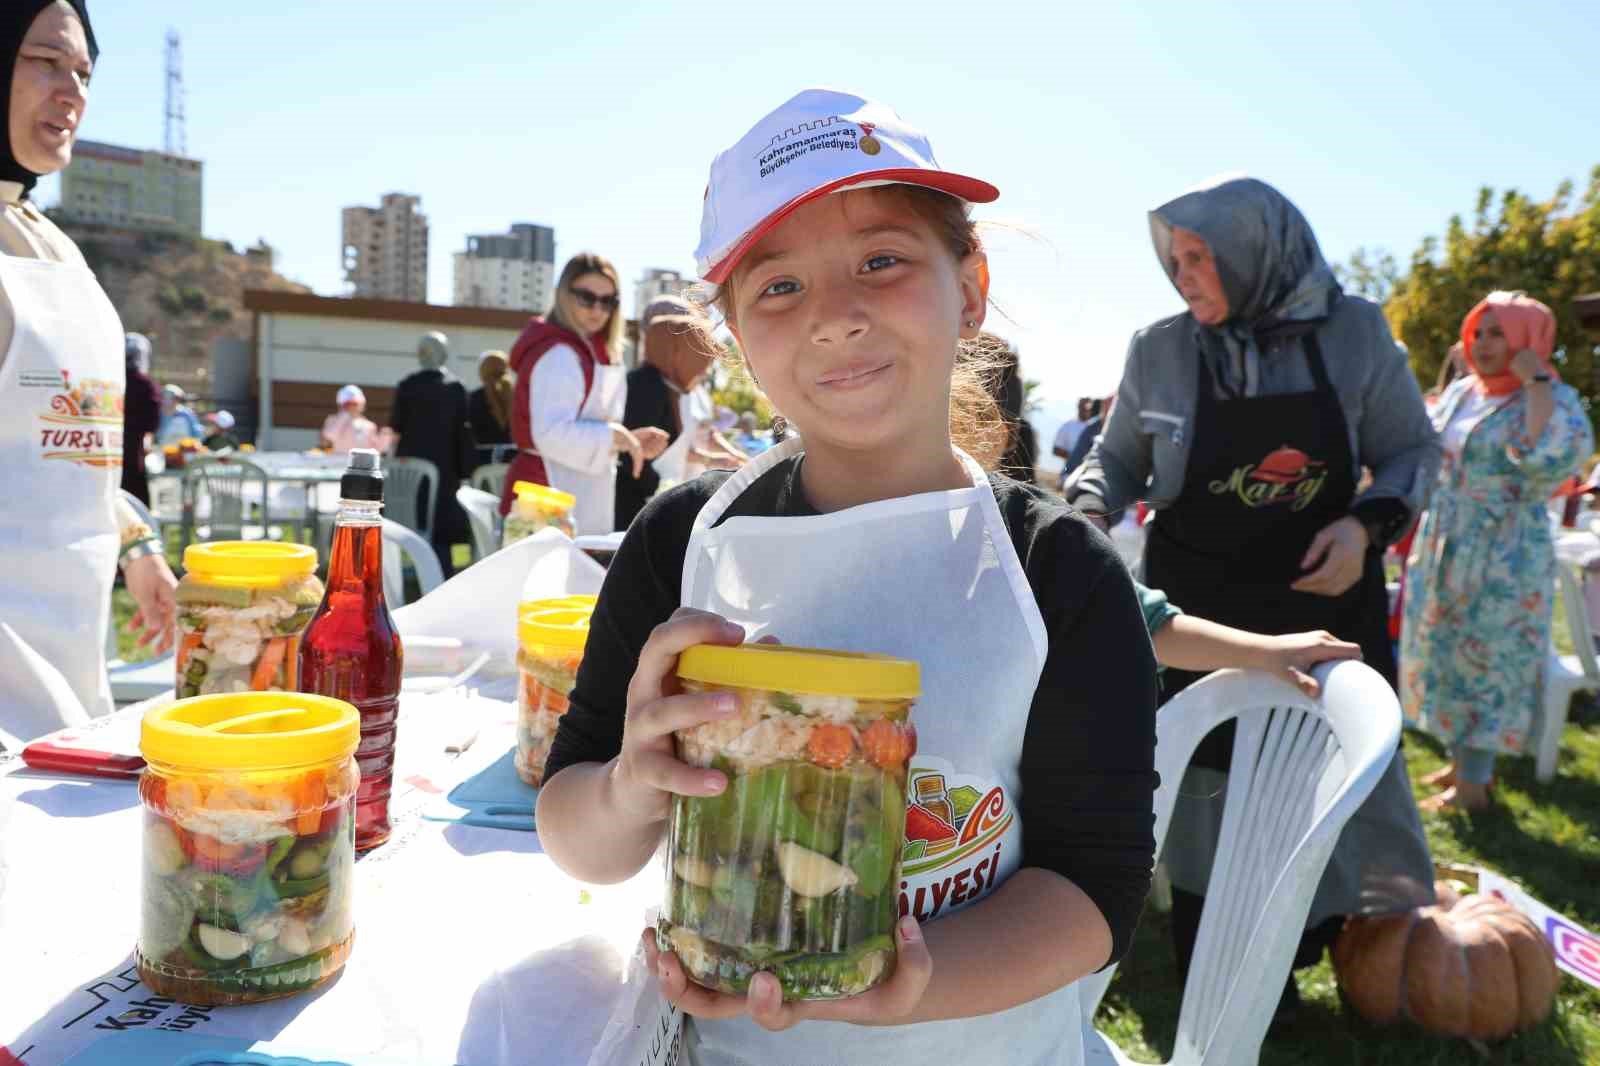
[181,456,270,541]
[1556,560,1600,679]
[384,457,439,541]
[380,517,444,607]
[1078,662,1400,1066]
[471,462,510,498]
[456,485,501,562]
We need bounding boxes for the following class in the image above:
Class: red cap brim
[704,168,999,285]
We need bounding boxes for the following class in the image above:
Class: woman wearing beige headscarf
[613,311,743,529]
[469,349,514,464]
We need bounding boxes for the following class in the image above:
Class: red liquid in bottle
[300,516,402,851]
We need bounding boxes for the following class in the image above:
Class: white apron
[540,358,626,537]
[652,384,715,486]
[679,437,1084,1066]
[0,256,126,744]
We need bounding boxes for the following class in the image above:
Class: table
[151,452,349,552]
[0,679,676,1066]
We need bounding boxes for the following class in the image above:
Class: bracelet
[118,537,163,569]
[1531,373,1552,385]
[119,520,155,550]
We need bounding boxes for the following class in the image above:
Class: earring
[964,319,977,328]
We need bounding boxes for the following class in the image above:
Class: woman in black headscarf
[1065,175,1440,1017]
[1,2,177,747]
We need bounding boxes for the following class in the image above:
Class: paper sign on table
[1476,868,1600,991]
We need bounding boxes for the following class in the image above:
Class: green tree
[709,338,775,428]
[1333,247,1400,304]
[1376,166,1600,408]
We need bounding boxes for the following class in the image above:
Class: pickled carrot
[296,769,326,834]
[177,631,204,672]
[806,723,855,769]
[861,719,913,769]
[251,637,289,690]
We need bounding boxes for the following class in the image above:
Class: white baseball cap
[337,384,366,407]
[694,88,998,287]
[206,409,236,430]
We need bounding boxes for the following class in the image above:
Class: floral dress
[1400,377,1593,754]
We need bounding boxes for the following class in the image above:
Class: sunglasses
[570,287,619,311]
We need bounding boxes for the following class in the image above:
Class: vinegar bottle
[299,449,403,851]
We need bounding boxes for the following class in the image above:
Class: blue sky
[45,0,1600,443]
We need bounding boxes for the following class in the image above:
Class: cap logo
[755,115,864,179]
[858,122,881,156]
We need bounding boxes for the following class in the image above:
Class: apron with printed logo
[679,437,1083,1066]
[0,256,127,743]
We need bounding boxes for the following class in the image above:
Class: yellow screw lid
[513,480,577,513]
[519,601,596,653]
[142,692,359,771]
[677,644,920,700]
[182,542,317,589]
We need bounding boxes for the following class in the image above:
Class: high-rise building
[57,140,203,236]
[635,268,690,319]
[341,193,428,303]
[453,223,556,312]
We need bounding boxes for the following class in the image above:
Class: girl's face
[566,271,617,337]
[1472,310,1510,376]
[9,3,91,177]
[1169,227,1229,326]
[728,190,985,458]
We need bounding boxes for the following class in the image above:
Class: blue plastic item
[424,748,537,832]
[63,1030,423,1066]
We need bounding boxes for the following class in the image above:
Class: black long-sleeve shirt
[545,456,1159,964]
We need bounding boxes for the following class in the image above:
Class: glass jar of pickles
[503,481,577,547]
[176,543,324,699]
[514,596,596,786]
[137,692,360,1006]
[659,645,918,1001]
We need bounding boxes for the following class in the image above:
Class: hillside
[52,217,312,397]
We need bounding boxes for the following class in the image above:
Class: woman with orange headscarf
[1401,291,1593,810]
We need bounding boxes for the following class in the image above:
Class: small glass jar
[659,644,919,1002]
[503,481,577,547]
[137,692,360,1006]
[176,543,324,699]
[514,596,595,786]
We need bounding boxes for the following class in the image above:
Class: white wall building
[58,139,203,236]
[634,268,690,319]
[453,223,556,312]
[342,193,429,303]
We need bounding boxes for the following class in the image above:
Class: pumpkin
[1331,881,1560,1041]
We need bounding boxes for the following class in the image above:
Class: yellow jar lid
[513,480,576,513]
[677,644,920,699]
[519,602,595,652]
[142,692,359,771]
[182,542,317,589]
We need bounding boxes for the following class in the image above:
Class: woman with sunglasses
[503,253,669,534]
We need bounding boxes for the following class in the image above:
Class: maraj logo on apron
[36,369,124,467]
[897,758,1014,923]
[1207,444,1327,512]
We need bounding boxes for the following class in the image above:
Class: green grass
[1096,702,1600,1063]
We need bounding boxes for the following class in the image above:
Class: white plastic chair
[1081,661,1400,1066]
[384,456,440,543]
[1541,562,1600,782]
[470,462,510,499]
[456,485,502,562]
[381,518,444,608]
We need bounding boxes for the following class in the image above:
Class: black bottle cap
[341,448,385,501]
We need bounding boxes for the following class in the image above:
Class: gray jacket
[1065,294,1441,520]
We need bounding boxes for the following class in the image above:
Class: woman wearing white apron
[501,253,669,536]
[0,0,176,749]
[539,90,1158,1066]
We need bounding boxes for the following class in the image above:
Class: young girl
[538,90,1158,1065]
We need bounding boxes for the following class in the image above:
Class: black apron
[1145,331,1432,970]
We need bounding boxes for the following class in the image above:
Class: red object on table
[19,741,145,779]
[299,499,402,852]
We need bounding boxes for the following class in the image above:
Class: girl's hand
[1252,630,1362,697]
[642,916,934,1030]
[1291,516,1369,597]
[608,609,745,824]
[1510,349,1545,385]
